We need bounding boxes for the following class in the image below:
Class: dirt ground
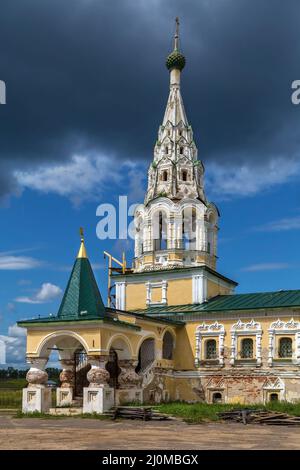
[0,412,299,450]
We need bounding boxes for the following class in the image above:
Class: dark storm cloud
[0,0,300,199]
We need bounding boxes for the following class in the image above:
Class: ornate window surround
[195,321,225,367]
[146,280,168,306]
[230,319,262,366]
[268,318,300,366]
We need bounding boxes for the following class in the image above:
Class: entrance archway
[136,338,155,373]
[106,348,120,388]
[37,332,90,398]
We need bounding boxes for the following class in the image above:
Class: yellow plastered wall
[126,283,147,310]
[207,279,232,299]
[167,279,192,305]
[25,326,102,357]
[125,278,193,310]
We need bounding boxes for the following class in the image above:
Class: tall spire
[77,227,88,259]
[144,19,206,205]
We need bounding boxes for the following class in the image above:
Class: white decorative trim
[268,318,300,366]
[263,377,285,403]
[192,272,207,304]
[146,280,168,306]
[195,321,225,367]
[115,281,126,311]
[230,319,262,366]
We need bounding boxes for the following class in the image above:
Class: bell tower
[134,18,219,273]
[112,19,237,311]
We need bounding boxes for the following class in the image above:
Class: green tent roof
[57,247,105,320]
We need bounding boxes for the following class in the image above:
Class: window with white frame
[195,322,225,366]
[230,319,262,366]
[268,319,300,366]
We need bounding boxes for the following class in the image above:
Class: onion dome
[166,50,186,71]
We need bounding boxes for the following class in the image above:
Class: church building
[19,20,300,413]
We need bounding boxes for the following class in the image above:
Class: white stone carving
[195,322,225,367]
[268,318,300,366]
[230,319,262,366]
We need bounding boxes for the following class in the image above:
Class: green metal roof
[57,256,106,320]
[135,290,300,316]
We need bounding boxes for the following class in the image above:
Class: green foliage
[154,401,300,423]
[0,389,22,408]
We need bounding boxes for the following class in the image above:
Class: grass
[154,401,300,423]
[0,389,22,409]
[0,378,27,389]
[0,387,56,409]
[14,410,110,420]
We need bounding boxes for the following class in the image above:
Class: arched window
[182,207,197,250]
[279,337,292,358]
[162,331,174,360]
[205,339,217,359]
[162,170,168,182]
[180,147,184,155]
[212,392,222,403]
[241,338,253,359]
[154,211,167,251]
[136,338,155,373]
[165,146,168,154]
[182,170,188,181]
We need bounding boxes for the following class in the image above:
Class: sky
[0,0,300,367]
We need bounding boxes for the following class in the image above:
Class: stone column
[86,355,110,387]
[268,330,274,367]
[118,360,142,389]
[194,331,201,367]
[22,358,51,413]
[256,332,262,367]
[117,359,143,405]
[219,332,225,366]
[83,356,113,414]
[230,332,236,366]
[56,359,75,407]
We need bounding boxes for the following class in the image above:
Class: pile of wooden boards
[218,409,300,426]
[108,406,170,421]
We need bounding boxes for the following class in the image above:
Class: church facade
[19,21,300,413]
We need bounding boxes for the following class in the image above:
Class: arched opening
[106,348,120,389]
[269,393,279,402]
[279,337,292,358]
[241,338,254,359]
[207,212,217,256]
[212,392,222,403]
[182,170,188,181]
[179,147,184,155]
[165,146,168,155]
[74,347,90,397]
[205,339,217,360]
[154,211,168,251]
[162,331,174,360]
[38,332,90,399]
[136,338,155,374]
[162,170,168,182]
[182,207,197,250]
